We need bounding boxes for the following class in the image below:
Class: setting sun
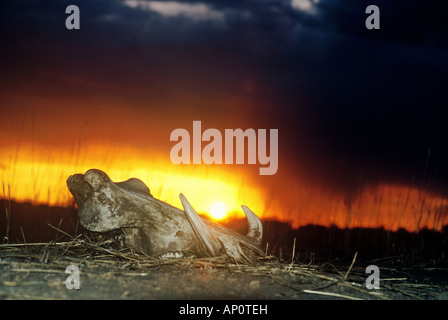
[209,202,228,220]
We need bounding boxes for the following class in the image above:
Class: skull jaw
[122,226,206,259]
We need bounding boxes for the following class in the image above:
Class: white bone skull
[66,169,265,264]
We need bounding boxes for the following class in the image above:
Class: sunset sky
[1,0,447,231]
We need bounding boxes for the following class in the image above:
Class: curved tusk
[241,205,263,246]
[179,193,221,257]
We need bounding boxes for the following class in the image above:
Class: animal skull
[66,169,265,264]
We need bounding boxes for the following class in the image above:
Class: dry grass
[1,224,447,300]
[2,182,11,242]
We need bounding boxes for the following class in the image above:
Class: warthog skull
[66,169,265,264]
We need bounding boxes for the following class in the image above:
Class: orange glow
[0,142,265,221]
[209,202,228,220]
[264,181,448,231]
[1,142,447,232]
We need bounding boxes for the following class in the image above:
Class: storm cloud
[1,0,447,192]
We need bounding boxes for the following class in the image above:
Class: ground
[1,235,447,301]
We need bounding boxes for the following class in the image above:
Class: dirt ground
[1,236,448,301]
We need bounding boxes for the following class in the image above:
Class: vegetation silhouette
[1,199,447,264]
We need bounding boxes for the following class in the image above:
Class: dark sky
[1,0,448,198]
